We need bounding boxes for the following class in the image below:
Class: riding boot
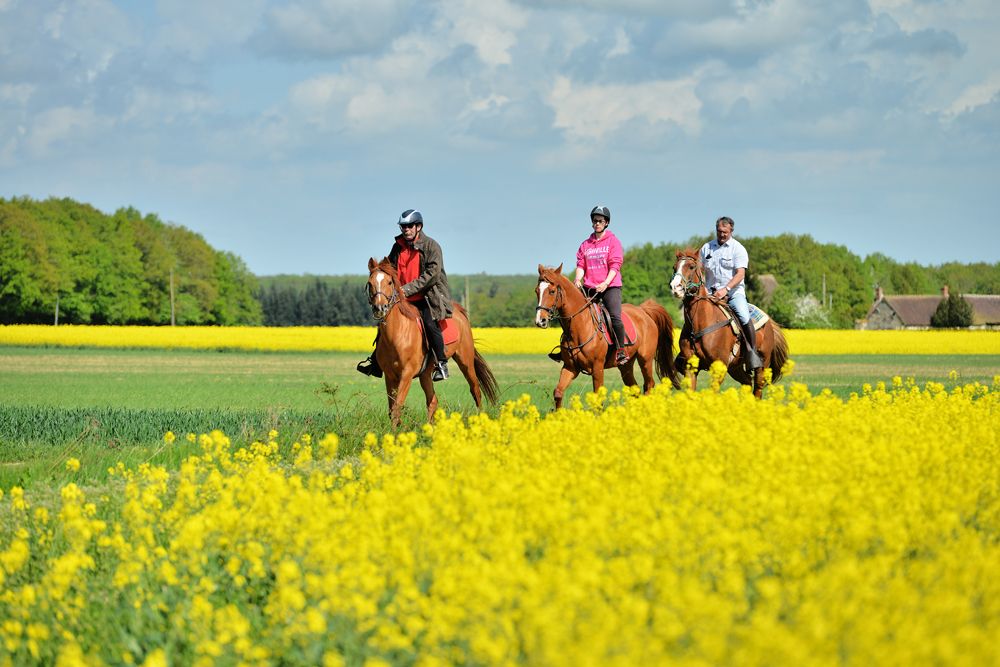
[357,355,383,378]
[432,360,449,382]
[548,349,563,362]
[741,321,763,370]
[615,348,629,366]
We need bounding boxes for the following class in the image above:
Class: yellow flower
[65,458,81,472]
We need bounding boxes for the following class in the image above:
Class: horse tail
[640,299,682,389]
[768,322,790,383]
[474,349,499,405]
[453,301,499,405]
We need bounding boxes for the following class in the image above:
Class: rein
[367,281,400,322]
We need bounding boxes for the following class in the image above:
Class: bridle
[366,274,400,322]
[674,255,705,297]
[536,278,597,322]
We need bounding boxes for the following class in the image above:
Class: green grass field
[3,346,999,488]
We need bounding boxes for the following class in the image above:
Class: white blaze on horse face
[669,269,684,298]
[535,281,550,327]
[374,272,388,305]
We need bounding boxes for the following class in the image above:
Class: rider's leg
[357,331,383,377]
[728,291,762,369]
[602,287,628,365]
[418,300,449,381]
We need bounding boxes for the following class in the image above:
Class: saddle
[592,302,637,347]
[359,316,459,379]
[709,302,770,361]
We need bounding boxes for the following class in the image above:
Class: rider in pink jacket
[575,205,628,365]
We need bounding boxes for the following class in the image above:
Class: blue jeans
[727,289,751,325]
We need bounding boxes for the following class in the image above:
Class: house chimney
[941,285,949,299]
[875,285,884,301]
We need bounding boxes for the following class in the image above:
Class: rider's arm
[574,266,585,287]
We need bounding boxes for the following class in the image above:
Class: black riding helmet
[590,205,611,224]
[398,209,423,226]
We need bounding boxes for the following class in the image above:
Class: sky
[1,0,998,276]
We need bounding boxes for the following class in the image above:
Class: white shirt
[699,237,749,296]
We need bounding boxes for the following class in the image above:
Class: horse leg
[553,366,579,410]
[418,371,439,422]
[390,374,415,428]
[637,345,656,394]
[591,363,606,393]
[619,360,638,388]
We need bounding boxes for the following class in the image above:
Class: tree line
[4,196,996,328]
[1,197,261,325]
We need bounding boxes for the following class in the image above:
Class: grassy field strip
[2,324,1000,354]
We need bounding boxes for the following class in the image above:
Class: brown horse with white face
[535,263,681,409]
[366,257,498,426]
[669,249,789,398]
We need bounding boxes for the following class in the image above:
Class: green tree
[930,294,974,328]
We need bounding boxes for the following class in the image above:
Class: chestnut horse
[669,249,789,398]
[366,257,498,426]
[535,263,681,409]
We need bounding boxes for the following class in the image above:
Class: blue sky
[1,0,998,276]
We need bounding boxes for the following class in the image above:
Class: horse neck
[552,276,595,335]
[686,287,726,330]
[376,283,419,339]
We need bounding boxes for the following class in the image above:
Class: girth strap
[691,318,732,341]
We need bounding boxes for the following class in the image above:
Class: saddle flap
[415,316,460,346]
[594,302,637,347]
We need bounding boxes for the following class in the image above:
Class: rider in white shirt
[698,216,763,370]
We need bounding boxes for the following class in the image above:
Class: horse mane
[374,258,420,319]
[677,247,700,262]
[538,265,573,289]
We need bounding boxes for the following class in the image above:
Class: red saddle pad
[592,304,638,347]
[416,317,460,346]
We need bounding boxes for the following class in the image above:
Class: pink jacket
[576,230,624,288]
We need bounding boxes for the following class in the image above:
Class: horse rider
[575,205,629,366]
[699,216,763,370]
[357,209,453,381]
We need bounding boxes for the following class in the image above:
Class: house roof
[874,294,1000,326]
[881,296,940,326]
[965,295,1000,325]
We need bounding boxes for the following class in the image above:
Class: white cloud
[547,75,702,142]
[607,26,632,58]
[254,0,412,58]
[155,0,269,58]
[942,73,1000,119]
[443,0,528,66]
[24,105,110,158]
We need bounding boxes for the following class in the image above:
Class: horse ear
[368,257,377,272]
[537,264,545,275]
[556,262,563,274]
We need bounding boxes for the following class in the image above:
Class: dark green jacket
[388,233,454,321]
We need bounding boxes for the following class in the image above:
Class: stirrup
[432,361,449,382]
[615,349,629,366]
[356,357,382,378]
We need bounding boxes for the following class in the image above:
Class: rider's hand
[574,280,583,290]
[595,280,609,293]
[713,288,728,300]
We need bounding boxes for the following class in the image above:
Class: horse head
[670,249,705,299]
[534,263,566,328]
[366,257,400,321]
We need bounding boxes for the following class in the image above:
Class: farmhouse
[859,285,1000,330]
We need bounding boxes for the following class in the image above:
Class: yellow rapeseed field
[1,324,999,354]
[2,377,999,665]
